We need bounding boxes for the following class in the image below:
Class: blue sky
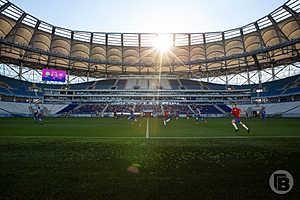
[10,0,287,33]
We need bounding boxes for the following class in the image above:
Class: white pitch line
[0,136,300,139]
[146,118,149,139]
[0,136,145,139]
[149,136,300,139]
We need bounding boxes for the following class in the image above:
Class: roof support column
[268,15,292,54]
[188,34,191,78]
[138,33,141,74]
[5,13,26,42]
[121,33,124,73]
[105,33,108,75]
[254,22,270,60]
[68,31,74,71]
[87,32,94,81]
[222,32,228,87]
[18,62,22,80]
[240,28,250,86]
[47,26,56,66]
[253,55,262,89]
[28,20,41,47]
[247,67,250,86]
[271,62,275,80]
[268,15,289,41]
[172,33,176,73]
[202,33,209,82]
[67,69,70,85]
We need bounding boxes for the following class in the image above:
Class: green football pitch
[0,117,300,199]
[0,117,300,137]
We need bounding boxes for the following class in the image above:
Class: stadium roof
[0,0,300,78]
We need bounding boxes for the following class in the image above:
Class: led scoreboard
[42,69,66,82]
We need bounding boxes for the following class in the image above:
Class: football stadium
[0,0,300,199]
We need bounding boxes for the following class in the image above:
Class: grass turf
[1,117,300,137]
[0,117,300,199]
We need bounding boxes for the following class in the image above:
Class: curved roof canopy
[0,0,300,78]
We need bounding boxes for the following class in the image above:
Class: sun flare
[153,34,173,53]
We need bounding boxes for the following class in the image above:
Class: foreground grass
[0,138,300,200]
[0,118,299,199]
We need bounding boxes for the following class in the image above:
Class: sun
[153,34,173,53]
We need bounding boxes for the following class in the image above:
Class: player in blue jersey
[128,105,140,126]
[260,107,266,122]
[33,106,43,124]
[195,107,207,124]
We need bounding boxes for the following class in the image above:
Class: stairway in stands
[111,80,119,89]
[214,105,226,114]
[56,104,78,114]
[177,79,184,89]
[186,105,194,114]
[102,104,109,114]
[88,81,97,89]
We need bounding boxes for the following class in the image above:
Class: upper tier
[0,0,300,78]
[1,74,300,98]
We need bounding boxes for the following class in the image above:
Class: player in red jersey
[163,108,170,127]
[232,104,250,133]
[176,111,179,120]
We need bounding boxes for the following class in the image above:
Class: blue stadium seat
[94,80,115,89]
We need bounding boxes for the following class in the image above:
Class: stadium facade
[0,0,300,118]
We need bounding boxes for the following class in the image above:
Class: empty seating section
[180,79,202,89]
[137,80,147,89]
[124,79,171,90]
[169,80,180,89]
[261,75,300,96]
[72,104,106,114]
[217,104,232,113]
[159,79,171,89]
[125,80,136,89]
[148,80,158,90]
[0,75,41,97]
[69,82,91,90]
[57,104,78,114]
[0,87,11,95]
[117,80,127,89]
[94,80,115,89]
[106,104,128,112]
[134,104,161,113]
[36,82,63,90]
[204,82,226,90]
[190,104,223,114]
[162,104,192,114]
[179,80,227,90]
[282,76,300,95]
[228,74,300,97]
[1,74,300,99]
